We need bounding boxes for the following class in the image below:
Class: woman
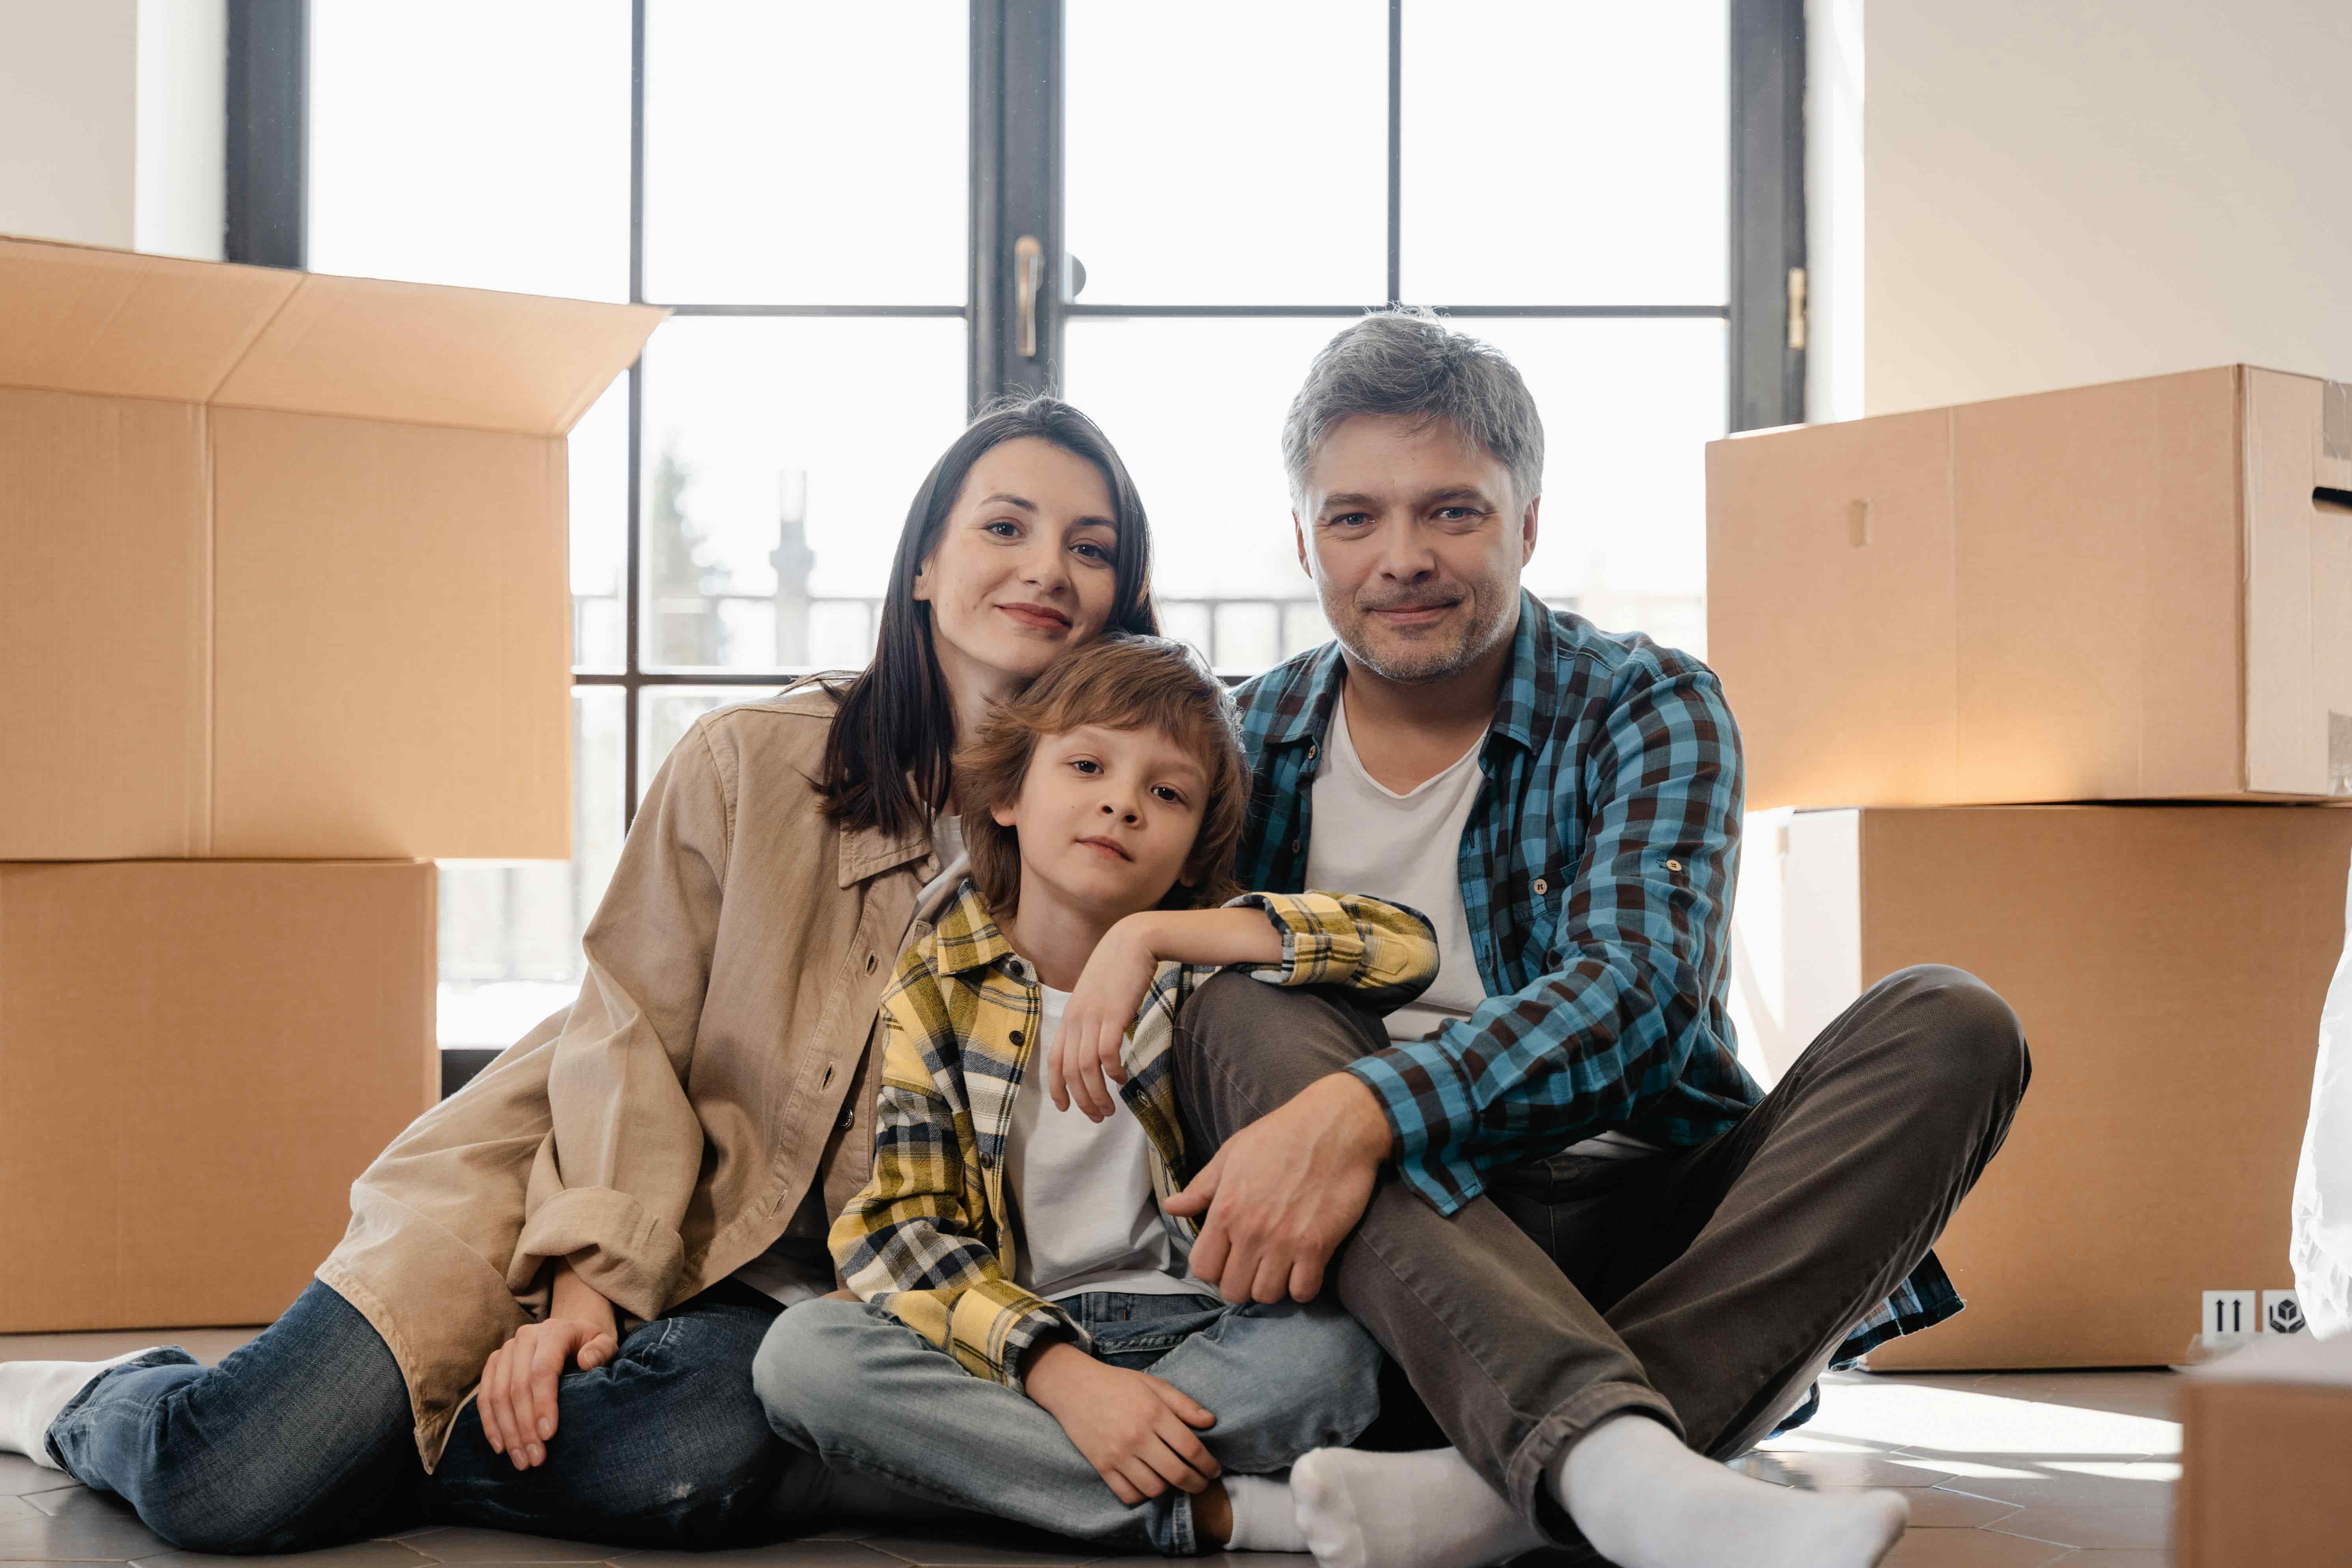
[0,398,1158,1553]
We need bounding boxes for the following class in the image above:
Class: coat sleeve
[829,971,1080,1391]
[506,717,733,1318]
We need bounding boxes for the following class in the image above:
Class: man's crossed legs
[1175,964,2030,1568]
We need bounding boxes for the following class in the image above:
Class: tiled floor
[1,1327,2179,1566]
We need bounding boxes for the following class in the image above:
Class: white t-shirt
[733,813,967,1306]
[1006,986,1196,1301]
[1306,698,1653,1161]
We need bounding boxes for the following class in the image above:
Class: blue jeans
[48,1279,792,1554]
[754,1291,1383,1556]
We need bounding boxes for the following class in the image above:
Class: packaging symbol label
[2262,1289,2307,1335]
[2204,1289,2257,1337]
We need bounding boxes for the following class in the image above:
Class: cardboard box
[1707,366,2352,810]
[2177,1333,2352,1566]
[0,235,663,859]
[0,859,437,1331]
[1730,804,2352,1368]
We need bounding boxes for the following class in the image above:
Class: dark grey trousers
[1172,964,2030,1537]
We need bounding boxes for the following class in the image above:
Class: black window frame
[227,0,1804,834]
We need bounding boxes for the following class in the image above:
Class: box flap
[0,235,298,402]
[211,271,665,436]
[2244,367,2352,796]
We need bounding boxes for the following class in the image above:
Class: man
[1160,309,2029,1568]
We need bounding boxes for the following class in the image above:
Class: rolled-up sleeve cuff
[1346,1045,1484,1217]
[510,1188,686,1320]
[1226,891,1362,987]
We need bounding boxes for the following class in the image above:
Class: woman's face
[915,436,1124,694]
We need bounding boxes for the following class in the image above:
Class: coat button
[837,1106,855,1131]
[1009,1029,1025,1047]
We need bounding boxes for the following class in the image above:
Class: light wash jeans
[754,1290,1382,1555]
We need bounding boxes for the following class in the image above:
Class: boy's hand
[477,1259,620,1470]
[1025,1340,1220,1504]
[1052,918,1159,1120]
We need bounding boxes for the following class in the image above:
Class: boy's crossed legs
[756,1291,1381,1556]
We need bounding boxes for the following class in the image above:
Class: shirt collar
[1266,590,1550,755]
[835,815,939,889]
[928,879,1020,977]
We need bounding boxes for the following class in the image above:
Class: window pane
[571,381,628,671]
[309,0,630,301]
[1471,317,1724,655]
[1062,316,1337,615]
[438,686,624,1047]
[1401,0,1728,305]
[1066,1,1386,304]
[638,318,967,672]
[644,1,969,304]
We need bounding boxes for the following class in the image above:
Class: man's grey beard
[1341,590,1518,685]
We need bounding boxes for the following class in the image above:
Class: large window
[276,0,1801,1053]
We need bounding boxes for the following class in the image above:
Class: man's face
[1293,413,1537,684]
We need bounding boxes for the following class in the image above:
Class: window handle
[1015,235,1043,358]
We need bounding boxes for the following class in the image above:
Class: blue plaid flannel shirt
[1231,592,1960,1367]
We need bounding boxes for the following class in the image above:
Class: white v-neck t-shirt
[1305,698,1653,1160]
[1006,985,1194,1301]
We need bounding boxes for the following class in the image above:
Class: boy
[753,636,1439,1557]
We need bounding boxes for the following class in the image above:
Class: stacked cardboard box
[1708,366,2352,1368]
[2175,1330,2352,1564]
[0,236,660,1331]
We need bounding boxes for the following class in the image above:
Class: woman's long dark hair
[819,396,1158,839]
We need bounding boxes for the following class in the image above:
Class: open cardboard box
[0,235,664,859]
[0,859,437,1332]
[1731,804,2352,1369]
[1708,366,2352,810]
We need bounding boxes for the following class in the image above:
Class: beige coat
[319,687,945,1468]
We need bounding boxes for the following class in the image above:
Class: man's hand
[1025,1340,1220,1505]
[477,1260,620,1470]
[1163,1071,1393,1304]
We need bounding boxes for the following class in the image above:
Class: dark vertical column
[1729,0,1806,431]
[976,0,1061,402]
[224,0,308,268]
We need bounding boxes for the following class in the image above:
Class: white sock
[1553,1413,1909,1568]
[0,1350,159,1469]
[1221,1473,1307,1554]
[1292,1447,1544,1568]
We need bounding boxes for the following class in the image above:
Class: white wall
[135,0,226,260]
[1859,0,2352,415]
[0,0,222,258]
[0,0,139,246]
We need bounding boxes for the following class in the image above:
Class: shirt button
[1665,859,1683,873]
[1307,743,1318,759]
[1009,1029,1025,1047]
[1290,839,1301,853]
[1533,878,1548,896]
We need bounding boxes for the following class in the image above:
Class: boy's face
[993,723,1209,922]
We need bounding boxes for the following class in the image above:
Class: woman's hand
[1024,1340,1220,1504]
[477,1259,621,1471]
[1050,917,1159,1121]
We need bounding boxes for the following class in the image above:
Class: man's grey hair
[1281,305,1544,508]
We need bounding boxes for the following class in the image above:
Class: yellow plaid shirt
[829,879,1439,1389]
